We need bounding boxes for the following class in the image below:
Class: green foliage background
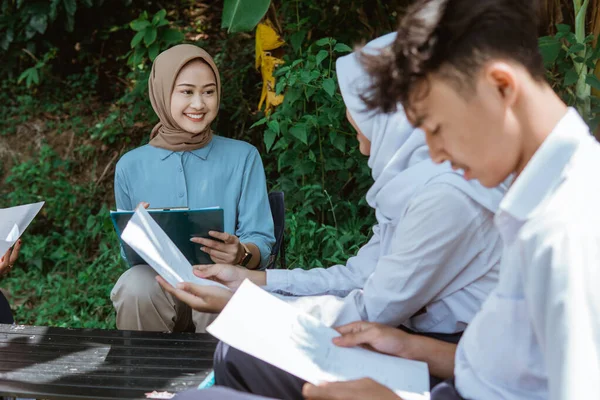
[0,0,597,328]
[0,0,402,328]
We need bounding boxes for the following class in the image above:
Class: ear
[484,61,518,107]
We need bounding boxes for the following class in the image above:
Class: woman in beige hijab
[111,44,275,333]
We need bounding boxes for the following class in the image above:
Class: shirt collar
[499,107,589,222]
[153,137,215,161]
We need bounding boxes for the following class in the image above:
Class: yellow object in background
[256,21,285,113]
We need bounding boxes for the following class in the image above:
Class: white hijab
[336,32,507,228]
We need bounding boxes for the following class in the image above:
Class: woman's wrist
[235,242,246,264]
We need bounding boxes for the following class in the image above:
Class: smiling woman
[109,44,275,335]
[170,60,219,135]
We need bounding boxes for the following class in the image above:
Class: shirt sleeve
[114,161,133,211]
[522,223,600,400]
[235,148,275,268]
[264,225,381,296]
[278,183,487,328]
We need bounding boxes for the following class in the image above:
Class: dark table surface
[0,323,217,399]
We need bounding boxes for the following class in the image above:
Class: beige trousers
[111,264,217,333]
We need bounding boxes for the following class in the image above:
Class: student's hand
[193,263,250,291]
[156,276,232,313]
[136,201,150,209]
[191,232,244,265]
[332,321,417,359]
[302,379,401,400]
[0,240,22,278]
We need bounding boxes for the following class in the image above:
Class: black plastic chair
[266,191,286,269]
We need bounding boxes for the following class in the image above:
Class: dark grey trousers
[0,291,13,324]
[173,379,463,400]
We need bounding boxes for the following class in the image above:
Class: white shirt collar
[498,108,589,222]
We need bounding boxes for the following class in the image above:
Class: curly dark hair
[359,0,545,119]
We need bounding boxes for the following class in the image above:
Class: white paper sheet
[0,202,45,256]
[120,205,228,289]
[207,280,430,400]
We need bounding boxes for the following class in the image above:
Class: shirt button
[178,192,184,198]
[178,166,183,172]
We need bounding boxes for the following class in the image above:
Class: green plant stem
[574,0,591,120]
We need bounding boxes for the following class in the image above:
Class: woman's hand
[0,240,22,278]
[156,276,233,313]
[191,231,244,265]
[332,321,417,359]
[302,379,401,400]
[193,264,250,291]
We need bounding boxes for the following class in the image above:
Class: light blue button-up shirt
[114,135,275,267]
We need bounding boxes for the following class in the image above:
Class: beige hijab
[148,44,221,151]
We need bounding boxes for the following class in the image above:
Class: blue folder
[110,207,224,267]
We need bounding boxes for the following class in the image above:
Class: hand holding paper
[0,201,44,256]
[0,239,22,277]
[120,205,228,290]
[156,277,233,314]
[207,280,430,400]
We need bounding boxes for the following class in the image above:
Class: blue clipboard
[110,207,224,267]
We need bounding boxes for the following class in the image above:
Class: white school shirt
[455,108,600,400]
[264,179,503,333]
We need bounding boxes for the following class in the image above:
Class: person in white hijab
[157,33,509,398]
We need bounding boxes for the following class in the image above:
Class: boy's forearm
[405,335,457,380]
[247,269,267,286]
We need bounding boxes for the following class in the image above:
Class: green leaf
[556,24,571,33]
[328,131,345,152]
[538,36,561,65]
[267,120,280,134]
[0,28,14,50]
[563,68,579,86]
[221,0,270,33]
[290,30,306,54]
[334,43,353,53]
[586,74,600,91]
[86,215,95,230]
[322,78,336,97]
[315,49,328,65]
[49,0,61,20]
[290,124,308,145]
[162,28,184,44]
[152,9,167,25]
[130,30,144,48]
[144,28,157,46]
[130,19,150,32]
[315,37,330,47]
[18,68,39,88]
[584,34,595,44]
[567,43,585,55]
[148,42,160,61]
[264,129,276,151]
[63,0,77,15]
[82,0,93,7]
[250,117,268,129]
[29,15,48,34]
